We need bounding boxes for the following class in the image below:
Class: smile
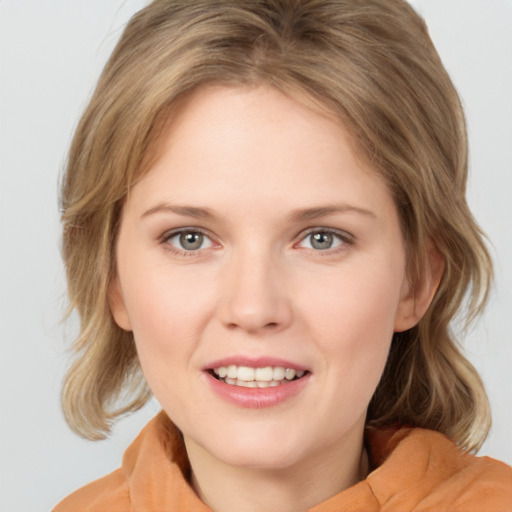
[210,365,307,388]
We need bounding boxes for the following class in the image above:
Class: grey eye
[310,232,334,250]
[167,230,213,252]
[179,232,204,250]
[298,230,345,251]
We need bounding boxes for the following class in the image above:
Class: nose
[217,247,293,335]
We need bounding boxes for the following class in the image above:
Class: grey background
[1,1,511,511]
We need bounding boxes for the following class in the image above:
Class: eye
[297,229,349,251]
[165,230,213,252]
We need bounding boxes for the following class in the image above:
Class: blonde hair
[61,0,492,449]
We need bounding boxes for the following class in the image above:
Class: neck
[185,428,368,512]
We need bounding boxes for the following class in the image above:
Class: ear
[108,276,133,331]
[394,241,445,332]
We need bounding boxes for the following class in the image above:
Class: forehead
[123,84,396,228]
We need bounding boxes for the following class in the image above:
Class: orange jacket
[54,411,512,512]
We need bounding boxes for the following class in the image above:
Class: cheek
[309,259,402,342]
[118,269,206,373]
[125,281,203,419]
[122,259,211,334]
[304,256,404,388]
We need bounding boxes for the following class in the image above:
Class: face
[111,85,419,472]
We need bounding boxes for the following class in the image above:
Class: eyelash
[160,228,215,256]
[160,227,354,256]
[295,228,354,254]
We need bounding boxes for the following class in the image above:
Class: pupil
[311,232,332,250]
[180,232,203,250]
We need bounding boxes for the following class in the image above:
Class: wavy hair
[61,0,492,449]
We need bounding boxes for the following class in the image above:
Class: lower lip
[204,372,310,408]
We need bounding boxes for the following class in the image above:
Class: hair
[61,0,492,450]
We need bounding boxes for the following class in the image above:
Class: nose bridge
[218,241,292,334]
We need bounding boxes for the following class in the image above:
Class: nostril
[225,321,280,332]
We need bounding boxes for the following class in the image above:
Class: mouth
[208,365,308,388]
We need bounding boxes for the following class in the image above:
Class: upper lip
[204,356,309,372]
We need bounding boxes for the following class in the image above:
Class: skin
[110,84,438,512]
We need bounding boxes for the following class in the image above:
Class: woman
[54,0,512,510]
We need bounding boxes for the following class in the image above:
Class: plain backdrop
[1,1,511,511]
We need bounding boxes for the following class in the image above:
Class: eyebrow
[141,203,376,221]
[142,204,215,219]
[288,204,376,222]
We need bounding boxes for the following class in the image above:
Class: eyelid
[294,227,355,250]
[159,226,354,255]
[160,227,219,255]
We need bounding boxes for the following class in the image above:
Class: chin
[196,425,312,471]
[215,446,304,471]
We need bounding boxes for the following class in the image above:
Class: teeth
[212,365,307,387]
[236,379,257,388]
[237,366,255,381]
[285,368,296,380]
[227,365,238,379]
[255,367,273,381]
[273,367,285,380]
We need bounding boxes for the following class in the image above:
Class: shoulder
[52,468,129,512]
[52,414,162,512]
[52,412,194,512]
[366,427,512,511]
